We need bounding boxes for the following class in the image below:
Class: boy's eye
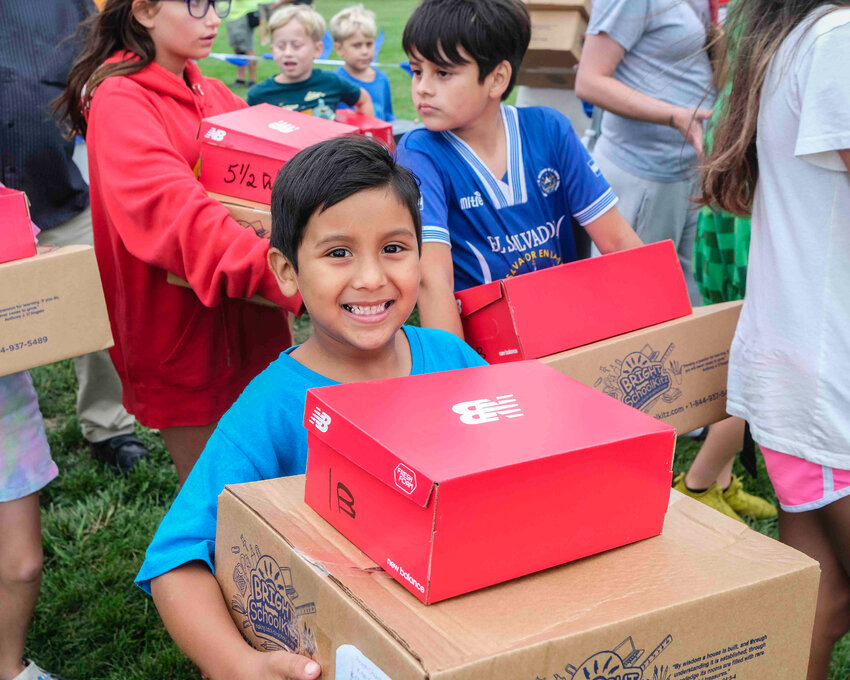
[327,247,351,258]
[437,70,452,78]
[383,243,406,254]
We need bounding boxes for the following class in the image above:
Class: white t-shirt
[726,8,850,467]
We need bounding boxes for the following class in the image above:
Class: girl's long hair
[55,0,157,138]
[700,0,850,215]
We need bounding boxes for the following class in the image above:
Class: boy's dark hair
[270,136,422,270]
[402,0,531,101]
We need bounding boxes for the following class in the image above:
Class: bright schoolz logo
[596,343,683,413]
[308,407,331,432]
[559,634,673,680]
[537,167,561,195]
[394,463,417,494]
[229,537,317,655]
[452,395,524,425]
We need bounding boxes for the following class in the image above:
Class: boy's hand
[247,650,322,680]
[670,107,713,159]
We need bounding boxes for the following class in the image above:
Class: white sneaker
[14,660,67,680]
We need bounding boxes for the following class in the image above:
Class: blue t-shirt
[135,326,485,594]
[334,67,395,122]
[396,105,618,291]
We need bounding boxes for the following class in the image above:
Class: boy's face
[271,20,323,83]
[270,187,420,357]
[408,47,507,133]
[335,30,376,74]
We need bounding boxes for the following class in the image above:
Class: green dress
[693,1,751,304]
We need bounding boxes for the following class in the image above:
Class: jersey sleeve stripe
[422,226,452,244]
[573,188,619,226]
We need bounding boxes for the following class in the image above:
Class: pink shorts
[761,447,850,512]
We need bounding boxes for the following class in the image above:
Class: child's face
[271,20,323,83]
[134,0,221,74]
[335,30,376,74]
[271,187,420,357]
[409,47,507,133]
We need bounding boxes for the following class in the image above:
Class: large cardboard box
[335,110,395,151]
[303,361,675,604]
[198,104,358,204]
[209,191,272,239]
[0,246,113,377]
[0,188,37,264]
[541,301,743,433]
[216,475,819,680]
[455,241,692,364]
[524,8,586,70]
[517,65,577,90]
[524,0,591,18]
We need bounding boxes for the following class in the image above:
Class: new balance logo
[204,127,226,141]
[268,120,299,134]
[309,407,331,432]
[452,395,524,425]
[459,191,484,210]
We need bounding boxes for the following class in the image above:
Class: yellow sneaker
[673,473,744,522]
[722,474,777,519]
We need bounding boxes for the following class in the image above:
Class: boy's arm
[418,242,464,338]
[584,206,643,254]
[151,564,321,680]
[354,88,375,117]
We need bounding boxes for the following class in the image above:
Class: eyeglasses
[160,0,231,19]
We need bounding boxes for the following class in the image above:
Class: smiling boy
[247,5,374,118]
[135,137,484,680]
[396,0,642,337]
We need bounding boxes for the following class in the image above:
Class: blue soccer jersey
[397,105,618,291]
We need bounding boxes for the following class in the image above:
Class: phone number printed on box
[0,336,49,354]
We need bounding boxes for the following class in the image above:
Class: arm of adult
[151,564,321,680]
[88,81,300,313]
[354,88,375,117]
[575,32,712,158]
[418,242,463,338]
[584,206,643,253]
[841,149,850,172]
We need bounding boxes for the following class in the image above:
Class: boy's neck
[343,63,375,81]
[451,102,506,177]
[292,329,412,383]
[275,70,313,85]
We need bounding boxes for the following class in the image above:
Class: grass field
[17,1,850,677]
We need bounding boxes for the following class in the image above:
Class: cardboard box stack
[0,245,113,377]
[217,475,819,680]
[303,360,676,603]
[519,0,590,89]
[0,188,37,265]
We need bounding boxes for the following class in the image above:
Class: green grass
[17,2,849,677]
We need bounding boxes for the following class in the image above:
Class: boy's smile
[270,186,421,368]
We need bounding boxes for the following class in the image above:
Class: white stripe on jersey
[422,225,451,245]
[573,188,618,226]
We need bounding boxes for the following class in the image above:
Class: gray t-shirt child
[588,0,716,182]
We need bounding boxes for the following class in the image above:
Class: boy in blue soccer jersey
[135,137,485,680]
[396,0,643,337]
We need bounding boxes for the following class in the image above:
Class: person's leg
[0,494,43,680]
[684,417,744,489]
[247,50,257,85]
[779,505,850,680]
[159,422,218,486]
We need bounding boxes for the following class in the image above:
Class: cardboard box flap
[226,477,820,676]
[199,104,358,161]
[454,280,505,318]
[305,362,674,497]
[303,390,436,507]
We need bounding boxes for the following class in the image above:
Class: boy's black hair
[402,0,531,101]
[270,136,422,270]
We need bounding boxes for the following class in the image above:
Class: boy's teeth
[344,302,390,315]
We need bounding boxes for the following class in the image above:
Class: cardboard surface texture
[455,241,693,364]
[335,110,395,150]
[0,188,37,264]
[303,360,676,604]
[0,246,113,377]
[523,0,591,18]
[209,191,272,239]
[216,475,819,680]
[541,301,743,433]
[199,104,357,204]
[517,65,577,90]
[523,8,586,70]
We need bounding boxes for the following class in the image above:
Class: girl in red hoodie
[55,0,302,483]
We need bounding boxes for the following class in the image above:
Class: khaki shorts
[228,14,254,53]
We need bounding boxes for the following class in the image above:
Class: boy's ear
[132,0,159,29]
[313,39,325,60]
[488,60,513,100]
[268,247,300,298]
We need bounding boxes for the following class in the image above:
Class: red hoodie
[86,55,301,428]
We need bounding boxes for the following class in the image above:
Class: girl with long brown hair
[702,2,850,677]
[55,0,302,485]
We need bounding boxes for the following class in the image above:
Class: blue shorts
[0,371,57,502]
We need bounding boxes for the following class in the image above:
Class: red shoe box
[198,104,357,204]
[303,360,675,604]
[0,188,37,264]
[455,240,692,364]
[335,109,395,151]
